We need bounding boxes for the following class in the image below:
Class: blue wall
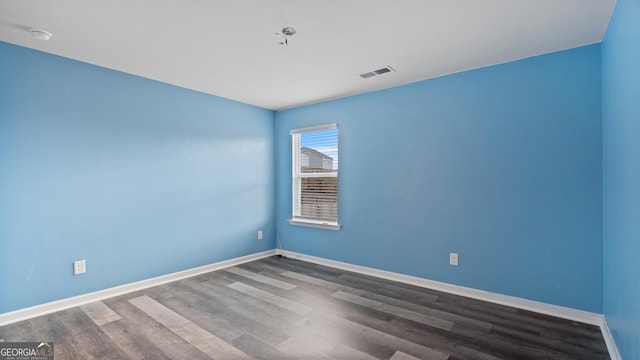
[0,32,612,327]
[276,45,603,312]
[602,0,640,358]
[0,42,276,313]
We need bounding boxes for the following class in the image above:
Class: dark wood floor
[0,256,610,359]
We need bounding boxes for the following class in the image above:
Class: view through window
[290,124,339,229]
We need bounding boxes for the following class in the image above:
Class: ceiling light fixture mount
[276,27,296,46]
[29,28,53,41]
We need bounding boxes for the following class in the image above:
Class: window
[289,123,340,230]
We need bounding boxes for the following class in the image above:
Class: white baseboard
[599,317,622,360]
[0,249,276,327]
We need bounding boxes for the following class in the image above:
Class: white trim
[290,123,337,135]
[0,250,276,327]
[600,317,622,360]
[288,219,341,230]
[299,172,337,178]
[281,250,603,326]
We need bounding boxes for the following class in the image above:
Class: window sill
[288,219,341,231]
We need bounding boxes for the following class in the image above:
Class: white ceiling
[0,0,616,111]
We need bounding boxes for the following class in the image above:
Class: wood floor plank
[157,294,244,343]
[276,337,333,359]
[262,256,344,277]
[233,270,398,331]
[226,281,312,315]
[247,259,349,284]
[167,280,290,347]
[80,302,172,360]
[350,288,493,333]
[98,319,172,360]
[233,266,402,327]
[299,312,450,360]
[129,295,250,359]
[239,261,306,280]
[56,307,131,360]
[227,297,339,354]
[311,270,443,308]
[331,290,454,331]
[194,276,302,322]
[309,269,550,334]
[103,297,213,360]
[345,304,503,360]
[277,270,492,337]
[390,350,423,360]
[199,283,340,355]
[419,318,586,360]
[296,314,397,359]
[80,301,122,326]
[28,313,78,360]
[280,270,354,292]
[0,319,36,342]
[428,297,607,352]
[225,267,297,290]
[330,268,512,313]
[490,323,609,359]
[231,334,293,360]
[330,344,380,360]
[514,308,609,343]
[429,297,565,340]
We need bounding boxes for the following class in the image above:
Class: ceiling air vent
[360,66,395,79]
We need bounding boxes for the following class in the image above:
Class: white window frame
[289,123,341,230]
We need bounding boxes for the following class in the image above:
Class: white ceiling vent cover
[360,66,395,79]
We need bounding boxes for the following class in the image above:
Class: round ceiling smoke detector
[29,29,53,41]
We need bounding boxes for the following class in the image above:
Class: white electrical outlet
[449,253,459,266]
[74,260,86,275]
[258,230,263,240]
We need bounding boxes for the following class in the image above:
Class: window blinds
[291,124,338,225]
